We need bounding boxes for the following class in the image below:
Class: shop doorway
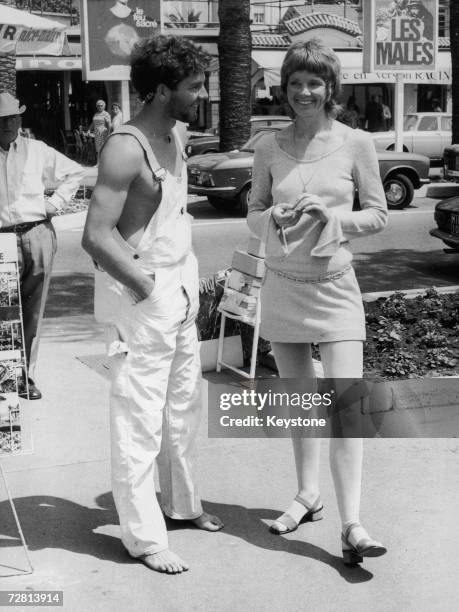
[69,75,107,132]
[17,71,64,149]
[341,84,393,131]
[417,85,448,112]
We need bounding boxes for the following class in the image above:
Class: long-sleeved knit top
[247,122,388,279]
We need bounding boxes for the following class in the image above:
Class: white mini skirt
[260,265,366,343]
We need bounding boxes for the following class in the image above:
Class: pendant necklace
[293,121,333,193]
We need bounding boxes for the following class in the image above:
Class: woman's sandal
[269,494,323,535]
[341,522,387,566]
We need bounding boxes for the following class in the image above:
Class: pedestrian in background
[0,92,84,400]
[431,98,442,112]
[89,100,111,161]
[379,95,392,130]
[340,96,360,129]
[365,94,384,132]
[110,102,123,132]
[247,39,388,566]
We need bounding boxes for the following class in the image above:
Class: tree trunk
[451,0,459,143]
[0,53,17,96]
[217,0,251,151]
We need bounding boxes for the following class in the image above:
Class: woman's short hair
[130,34,210,103]
[96,99,106,107]
[280,39,342,117]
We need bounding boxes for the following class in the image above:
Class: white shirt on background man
[0,134,84,227]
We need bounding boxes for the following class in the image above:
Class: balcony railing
[163,0,219,29]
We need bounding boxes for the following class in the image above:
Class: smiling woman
[247,38,389,568]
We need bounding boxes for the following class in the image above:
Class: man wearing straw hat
[0,91,84,399]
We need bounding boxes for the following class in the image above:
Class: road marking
[389,209,433,215]
[193,219,246,227]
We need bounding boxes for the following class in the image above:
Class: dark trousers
[16,221,57,379]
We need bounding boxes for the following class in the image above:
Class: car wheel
[383,173,414,209]
[441,240,459,251]
[236,185,251,216]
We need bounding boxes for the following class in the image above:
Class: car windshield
[240,131,272,152]
[403,114,418,130]
[241,127,289,152]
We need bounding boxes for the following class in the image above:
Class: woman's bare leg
[270,342,321,516]
[320,341,365,535]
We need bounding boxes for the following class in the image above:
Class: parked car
[188,128,430,215]
[429,197,459,251]
[427,146,459,252]
[185,115,291,157]
[370,112,452,164]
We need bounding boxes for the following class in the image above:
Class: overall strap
[111,125,166,182]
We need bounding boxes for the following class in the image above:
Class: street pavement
[0,173,458,611]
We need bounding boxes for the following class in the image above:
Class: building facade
[8,0,453,152]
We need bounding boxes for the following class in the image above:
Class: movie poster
[363,0,438,72]
[81,0,162,80]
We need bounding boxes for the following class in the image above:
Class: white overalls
[94,125,203,556]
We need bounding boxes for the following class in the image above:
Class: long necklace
[278,122,333,255]
[293,121,333,193]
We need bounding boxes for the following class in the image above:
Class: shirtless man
[82,35,223,574]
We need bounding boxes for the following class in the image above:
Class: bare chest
[117,142,184,245]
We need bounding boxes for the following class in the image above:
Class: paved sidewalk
[0,207,457,612]
[1,311,457,612]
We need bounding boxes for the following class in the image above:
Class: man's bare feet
[137,549,189,574]
[191,511,224,531]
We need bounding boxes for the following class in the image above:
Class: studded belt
[265,263,352,284]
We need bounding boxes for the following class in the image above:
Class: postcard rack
[0,234,33,575]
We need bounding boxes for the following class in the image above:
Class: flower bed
[362,288,458,379]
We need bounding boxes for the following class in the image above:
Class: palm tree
[0,54,16,95]
[217,0,251,152]
[0,0,18,94]
[451,0,459,143]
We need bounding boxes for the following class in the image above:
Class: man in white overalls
[82,35,223,574]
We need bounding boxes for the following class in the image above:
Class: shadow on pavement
[185,500,374,584]
[0,492,130,565]
[46,273,94,318]
[354,248,458,293]
[0,494,373,583]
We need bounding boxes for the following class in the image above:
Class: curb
[362,285,459,301]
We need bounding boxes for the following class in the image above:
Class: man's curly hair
[130,35,211,102]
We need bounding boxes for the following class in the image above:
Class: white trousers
[108,272,203,557]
